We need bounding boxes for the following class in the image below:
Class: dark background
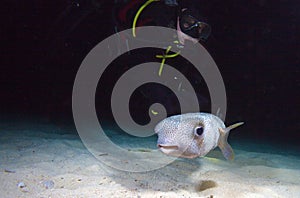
[1,0,299,144]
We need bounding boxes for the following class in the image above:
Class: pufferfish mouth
[157,144,179,150]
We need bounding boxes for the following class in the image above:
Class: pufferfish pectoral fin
[218,122,244,161]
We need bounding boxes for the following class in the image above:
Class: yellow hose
[132,0,160,37]
[132,0,181,76]
[156,46,180,76]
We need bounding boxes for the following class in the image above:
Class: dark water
[1,0,299,150]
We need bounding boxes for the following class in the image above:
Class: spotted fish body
[155,112,243,160]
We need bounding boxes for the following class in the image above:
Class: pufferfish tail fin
[218,122,244,161]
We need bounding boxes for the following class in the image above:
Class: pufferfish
[155,113,244,160]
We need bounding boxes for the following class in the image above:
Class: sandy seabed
[1,122,299,198]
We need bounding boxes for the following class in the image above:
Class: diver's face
[177,17,199,45]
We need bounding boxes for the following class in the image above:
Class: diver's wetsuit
[113,0,178,32]
[98,0,209,122]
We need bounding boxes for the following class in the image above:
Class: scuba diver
[106,0,212,121]
[111,0,213,78]
[41,0,212,123]
[113,0,212,46]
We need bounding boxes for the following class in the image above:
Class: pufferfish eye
[194,126,204,136]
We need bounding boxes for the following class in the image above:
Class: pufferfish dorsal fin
[218,122,244,161]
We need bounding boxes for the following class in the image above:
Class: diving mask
[179,10,211,41]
